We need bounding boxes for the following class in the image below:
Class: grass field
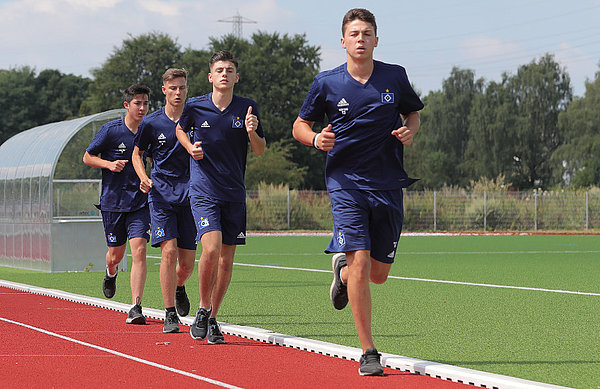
[1,234,599,388]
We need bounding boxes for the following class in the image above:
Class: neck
[164,103,184,122]
[124,115,141,134]
[211,88,234,111]
[346,56,374,84]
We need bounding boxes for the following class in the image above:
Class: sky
[1,0,599,97]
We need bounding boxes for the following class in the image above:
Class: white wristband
[313,133,321,149]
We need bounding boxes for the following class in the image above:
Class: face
[124,94,149,121]
[162,77,188,107]
[341,19,378,59]
[208,60,239,90]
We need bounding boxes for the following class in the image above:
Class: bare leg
[159,238,178,307]
[198,230,222,310]
[128,237,147,305]
[106,244,126,275]
[210,244,236,317]
[176,248,196,287]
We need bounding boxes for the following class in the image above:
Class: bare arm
[83,151,128,172]
[292,116,335,151]
[132,146,152,193]
[391,111,421,145]
[175,123,204,160]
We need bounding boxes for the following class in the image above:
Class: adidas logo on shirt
[158,133,166,140]
[117,142,126,153]
[337,98,349,107]
[201,121,210,128]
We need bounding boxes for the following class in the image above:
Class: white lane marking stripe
[0,317,243,389]
[232,263,600,297]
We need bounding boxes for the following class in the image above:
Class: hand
[140,178,153,193]
[391,126,416,145]
[245,106,258,134]
[316,124,335,151]
[109,160,128,172]
[189,141,203,160]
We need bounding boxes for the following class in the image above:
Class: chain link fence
[53,181,600,232]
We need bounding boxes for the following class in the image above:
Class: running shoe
[102,268,117,299]
[175,285,190,317]
[163,310,180,333]
[359,348,384,376]
[190,307,210,340]
[126,304,146,325]
[330,253,348,310]
[207,318,225,344]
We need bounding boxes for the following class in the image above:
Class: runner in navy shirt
[293,9,424,375]
[132,69,196,334]
[176,51,266,344]
[83,84,151,325]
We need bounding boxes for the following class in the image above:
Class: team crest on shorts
[155,227,165,238]
[199,217,209,229]
[381,89,394,104]
[107,233,117,243]
[337,231,345,247]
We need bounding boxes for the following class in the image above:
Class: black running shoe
[330,253,348,310]
[190,307,210,340]
[359,348,384,376]
[163,310,180,333]
[102,268,117,299]
[207,318,225,344]
[175,285,190,317]
[126,304,146,325]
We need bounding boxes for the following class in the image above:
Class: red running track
[0,287,469,388]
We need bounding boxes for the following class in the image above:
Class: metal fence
[54,181,600,232]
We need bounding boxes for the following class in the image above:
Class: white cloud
[458,35,522,62]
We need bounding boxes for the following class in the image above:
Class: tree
[408,68,483,188]
[506,54,572,188]
[0,67,90,145]
[245,140,307,189]
[552,65,600,187]
[82,32,182,114]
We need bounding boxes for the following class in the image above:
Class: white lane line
[232,262,600,297]
[0,317,243,389]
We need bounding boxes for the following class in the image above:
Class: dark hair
[123,84,150,103]
[342,8,377,36]
[209,50,238,71]
[162,68,188,83]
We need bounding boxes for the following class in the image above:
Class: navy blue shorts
[149,200,197,250]
[101,206,150,247]
[325,189,404,263]
[190,195,246,246]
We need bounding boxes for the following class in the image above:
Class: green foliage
[245,140,307,190]
[246,183,331,230]
[82,32,182,114]
[0,67,90,144]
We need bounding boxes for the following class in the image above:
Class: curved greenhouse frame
[0,109,125,272]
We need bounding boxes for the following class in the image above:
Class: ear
[235,73,240,83]
[123,101,129,110]
[161,85,167,95]
[341,36,346,49]
[208,72,213,84]
[375,36,379,48]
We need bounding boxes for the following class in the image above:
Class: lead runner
[292,8,424,375]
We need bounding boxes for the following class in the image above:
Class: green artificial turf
[1,234,599,388]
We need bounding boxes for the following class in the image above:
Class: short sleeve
[298,77,326,123]
[86,124,109,155]
[134,121,152,152]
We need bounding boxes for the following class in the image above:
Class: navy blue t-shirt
[179,94,265,202]
[299,60,424,192]
[135,108,190,205]
[86,118,148,212]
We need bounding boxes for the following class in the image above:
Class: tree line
[1,32,599,190]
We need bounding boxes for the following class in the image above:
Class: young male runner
[176,50,266,344]
[132,69,196,334]
[292,8,424,375]
[83,84,151,324]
